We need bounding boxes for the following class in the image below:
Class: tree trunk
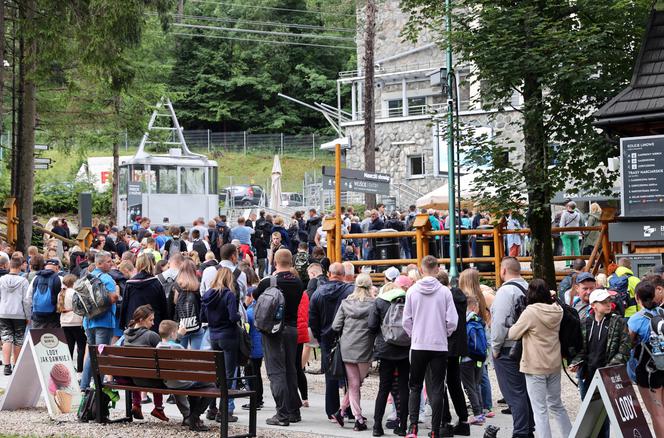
[110,94,121,222]
[16,0,36,252]
[176,0,185,23]
[363,0,376,209]
[0,4,6,143]
[522,73,556,288]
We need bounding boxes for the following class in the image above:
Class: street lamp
[445,0,458,281]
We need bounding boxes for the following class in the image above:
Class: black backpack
[77,388,111,422]
[556,296,583,361]
[192,239,208,261]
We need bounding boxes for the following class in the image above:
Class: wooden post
[3,197,17,247]
[412,214,431,265]
[76,228,93,252]
[493,225,502,287]
[322,218,337,262]
[599,207,616,272]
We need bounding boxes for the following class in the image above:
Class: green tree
[400,0,652,285]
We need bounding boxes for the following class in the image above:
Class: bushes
[33,182,112,216]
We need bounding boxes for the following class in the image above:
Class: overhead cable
[172,32,355,50]
[174,22,356,41]
[187,0,356,17]
[170,12,356,33]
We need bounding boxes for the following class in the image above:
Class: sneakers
[372,424,384,436]
[3,364,12,376]
[242,402,264,410]
[500,407,512,415]
[288,414,302,423]
[354,421,368,432]
[206,407,218,420]
[484,410,495,418]
[453,422,470,436]
[496,398,506,405]
[405,423,418,438]
[190,419,209,432]
[150,407,169,422]
[440,424,454,437]
[484,425,501,438]
[140,395,152,405]
[215,412,238,423]
[131,405,144,420]
[331,410,345,427]
[469,415,486,425]
[265,415,289,426]
[385,419,399,429]
[166,394,176,404]
[393,426,407,437]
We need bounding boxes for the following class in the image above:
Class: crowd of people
[0,209,663,437]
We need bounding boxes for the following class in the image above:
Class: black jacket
[120,272,167,331]
[306,216,322,242]
[368,294,409,361]
[309,279,353,344]
[447,287,468,357]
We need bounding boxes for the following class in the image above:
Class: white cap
[384,266,400,281]
[589,289,614,304]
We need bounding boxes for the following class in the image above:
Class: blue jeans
[209,335,239,415]
[481,363,492,410]
[180,328,205,350]
[80,327,114,390]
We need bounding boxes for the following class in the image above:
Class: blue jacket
[201,287,240,340]
[246,302,263,359]
[83,268,117,330]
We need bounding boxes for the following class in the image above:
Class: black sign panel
[598,366,653,438]
[322,166,391,195]
[621,136,664,217]
[609,221,664,242]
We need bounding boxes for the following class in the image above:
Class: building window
[457,70,471,111]
[408,97,427,115]
[408,155,425,177]
[388,99,403,117]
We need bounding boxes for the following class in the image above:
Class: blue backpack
[32,275,55,316]
[609,273,634,314]
[466,316,487,362]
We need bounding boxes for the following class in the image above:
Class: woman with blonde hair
[188,250,201,267]
[120,253,168,331]
[582,203,602,255]
[331,273,376,431]
[173,259,205,349]
[201,267,241,423]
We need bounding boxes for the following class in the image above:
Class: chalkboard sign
[621,135,664,217]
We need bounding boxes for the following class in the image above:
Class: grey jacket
[332,297,376,363]
[490,277,528,357]
[0,273,31,320]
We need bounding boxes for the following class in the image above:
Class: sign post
[569,365,653,438]
[322,166,391,196]
[620,136,664,217]
[127,182,142,225]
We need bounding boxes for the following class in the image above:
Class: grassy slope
[37,148,334,193]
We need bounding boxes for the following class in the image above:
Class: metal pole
[312,133,316,160]
[125,129,128,151]
[207,129,211,153]
[335,143,342,262]
[446,0,458,280]
[280,133,284,156]
[243,131,247,155]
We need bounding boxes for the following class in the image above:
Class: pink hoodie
[402,276,458,352]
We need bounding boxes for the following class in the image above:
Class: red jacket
[297,292,310,344]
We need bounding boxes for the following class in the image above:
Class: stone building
[338,0,525,206]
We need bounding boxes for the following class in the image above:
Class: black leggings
[63,326,86,372]
[296,343,308,401]
[374,358,410,430]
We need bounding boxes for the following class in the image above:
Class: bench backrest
[90,346,229,394]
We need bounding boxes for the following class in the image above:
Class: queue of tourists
[0,210,663,437]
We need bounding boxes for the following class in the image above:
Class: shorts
[0,318,27,345]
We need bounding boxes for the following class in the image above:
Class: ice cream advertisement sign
[0,329,81,418]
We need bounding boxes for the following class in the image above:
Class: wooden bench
[89,345,257,438]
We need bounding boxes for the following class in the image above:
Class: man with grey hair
[341,261,355,283]
[490,256,534,437]
[309,262,354,421]
[80,250,120,391]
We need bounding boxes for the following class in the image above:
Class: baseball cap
[589,289,616,304]
[384,266,400,282]
[576,272,595,284]
[45,258,61,267]
[155,226,165,233]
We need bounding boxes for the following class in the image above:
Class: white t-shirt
[317,227,327,247]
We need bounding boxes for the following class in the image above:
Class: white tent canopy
[270,155,283,209]
[416,174,478,210]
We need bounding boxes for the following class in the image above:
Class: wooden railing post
[3,197,17,247]
[493,218,506,287]
[412,214,431,266]
[76,228,93,252]
[322,217,337,263]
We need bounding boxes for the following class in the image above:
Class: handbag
[237,322,252,366]
[327,339,346,379]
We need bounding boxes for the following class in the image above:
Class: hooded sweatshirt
[402,276,458,352]
[309,279,354,344]
[124,326,162,387]
[332,297,376,363]
[508,302,563,375]
[201,287,240,340]
[0,272,31,320]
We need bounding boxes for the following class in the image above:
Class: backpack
[556,297,583,361]
[466,316,487,362]
[77,387,118,422]
[608,273,634,313]
[504,281,527,361]
[167,237,183,259]
[158,273,177,319]
[253,276,285,335]
[294,252,310,284]
[32,275,56,316]
[643,308,664,371]
[192,239,207,261]
[72,273,112,319]
[381,296,410,347]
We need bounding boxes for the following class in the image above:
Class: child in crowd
[58,274,85,373]
[460,296,487,426]
[0,256,30,375]
[242,290,264,410]
[157,320,211,432]
[123,304,169,422]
